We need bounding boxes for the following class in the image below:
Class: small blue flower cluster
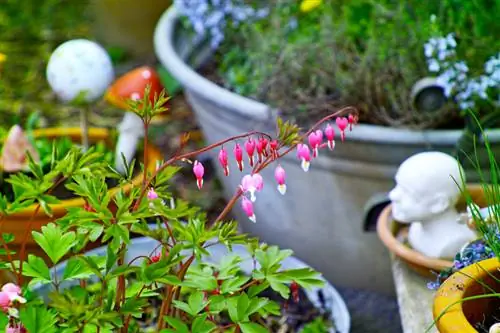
[427,239,496,291]
[423,29,499,111]
[174,0,269,49]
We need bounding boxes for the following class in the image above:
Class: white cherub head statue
[389,151,476,259]
[390,151,463,223]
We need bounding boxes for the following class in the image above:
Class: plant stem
[0,216,17,279]
[133,131,272,211]
[80,106,90,151]
[143,122,149,187]
[157,255,195,330]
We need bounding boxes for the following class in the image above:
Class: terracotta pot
[0,127,162,262]
[433,257,500,332]
[377,184,487,278]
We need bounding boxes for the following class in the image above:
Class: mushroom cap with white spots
[46,39,114,103]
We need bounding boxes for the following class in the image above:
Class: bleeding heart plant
[0,86,357,332]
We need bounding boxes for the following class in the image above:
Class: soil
[471,299,500,333]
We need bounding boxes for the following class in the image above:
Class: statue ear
[429,194,450,214]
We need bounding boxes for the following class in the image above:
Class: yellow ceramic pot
[0,127,162,261]
[433,257,500,332]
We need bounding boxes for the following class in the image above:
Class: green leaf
[191,314,216,333]
[0,311,8,328]
[268,279,290,299]
[188,291,207,315]
[2,233,14,244]
[220,275,250,294]
[22,254,51,281]
[162,316,189,333]
[236,292,250,322]
[226,297,240,323]
[32,223,76,264]
[239,322,269,333]
[108,265,141,279]
[106,245,118,274]
[171,300,193,316]
[62,257,94,281]
[247,282,269,298]
[207,295,226,314]
[121,298,148,318]
[20,304,58,333]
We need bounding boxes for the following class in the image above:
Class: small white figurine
[389,151,476,259]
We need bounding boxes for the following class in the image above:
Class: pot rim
[1,127,162,218]
[153,7,500,144]
[376,204,453,272]
[433,257,500,332]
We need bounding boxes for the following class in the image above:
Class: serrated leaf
[20,305,58,333]
[32,223,75,264]
[220,275,250,294]
[62,257,94,281]
[22,254,50,281]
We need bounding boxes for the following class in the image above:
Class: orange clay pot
[433,257,500,332]
[377,184,487,278]
[0,127,162,262]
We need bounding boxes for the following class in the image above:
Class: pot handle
[363,192,391,232]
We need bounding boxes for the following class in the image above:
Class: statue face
[389,175,434,223]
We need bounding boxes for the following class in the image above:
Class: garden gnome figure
[389,151,476,259]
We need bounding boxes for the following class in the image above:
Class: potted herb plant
[153,0,500,294]
[0,89,353,332]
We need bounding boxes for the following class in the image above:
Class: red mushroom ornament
[105,66,169,174]
[105,66,169,122]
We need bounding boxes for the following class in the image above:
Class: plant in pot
[0,95,163,266]
[0,91,354,332]
[154,0,500,294]
[428,122,500,333]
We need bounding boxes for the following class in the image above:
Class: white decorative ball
[46,39,114,103]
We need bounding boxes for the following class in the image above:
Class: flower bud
[274,165,287,195]
[234,143,244,171]
[193,160,205,190]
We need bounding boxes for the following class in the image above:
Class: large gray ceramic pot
[154,7,500,295]
[34,237,351,333]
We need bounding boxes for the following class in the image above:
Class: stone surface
[391,254,438,333]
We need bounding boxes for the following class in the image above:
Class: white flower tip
[277,184,287,195]
[328,141,335,150]
[250,192,257,202]
[197,179,203,190]
[301,160,310,172]
[249,214,256,223]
